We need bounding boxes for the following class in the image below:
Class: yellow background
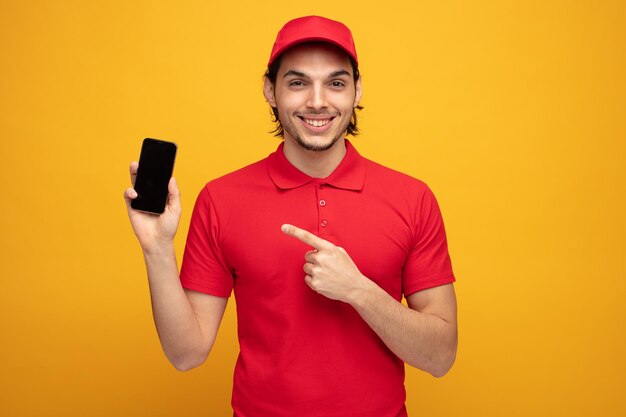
[1,0,624,416]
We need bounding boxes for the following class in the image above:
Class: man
[125,15,457,417]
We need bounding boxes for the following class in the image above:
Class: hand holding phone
[124,138,181,253]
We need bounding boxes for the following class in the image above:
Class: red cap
[268,16,358,67]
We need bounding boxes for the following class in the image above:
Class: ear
[353,76,363,107]
[263,77,277,107]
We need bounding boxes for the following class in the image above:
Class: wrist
[142,241,176,259]
[347,275,382,308]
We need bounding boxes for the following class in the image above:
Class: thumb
[167,177,181,213]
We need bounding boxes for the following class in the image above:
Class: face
[264,43,362,152]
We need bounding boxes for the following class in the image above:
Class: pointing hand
[281,224,373,303]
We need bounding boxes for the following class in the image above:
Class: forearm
[279,224,457,376]
[349,283,457,377]
[143,246,207,370]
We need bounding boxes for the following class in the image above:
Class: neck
[282,137,347,178]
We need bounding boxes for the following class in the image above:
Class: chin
[294,134,342,152]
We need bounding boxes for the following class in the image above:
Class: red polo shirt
[180,140,455,417]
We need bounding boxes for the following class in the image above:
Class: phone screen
[131,138,177,214]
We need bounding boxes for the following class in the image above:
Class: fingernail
[281,224,290,233]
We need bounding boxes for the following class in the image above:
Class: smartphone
[131,138,177,214]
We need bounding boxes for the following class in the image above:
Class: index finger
[281,224,332,251]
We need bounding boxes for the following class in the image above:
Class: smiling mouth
[298,116,335,127]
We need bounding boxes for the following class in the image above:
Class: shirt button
[321,220,328,227]
[319,199,327,207]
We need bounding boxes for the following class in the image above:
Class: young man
[125,15,457,417]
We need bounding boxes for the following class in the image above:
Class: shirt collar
[267,139,366,191]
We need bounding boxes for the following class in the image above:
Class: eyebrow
[330,70,351,78]
[282,69,352,78]
[283,70,306,78]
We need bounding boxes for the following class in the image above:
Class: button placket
[316,184,329,235]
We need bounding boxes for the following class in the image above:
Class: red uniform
[180,140,455,417]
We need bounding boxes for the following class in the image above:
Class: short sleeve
[402,185,455,296]
[179,186,233,297]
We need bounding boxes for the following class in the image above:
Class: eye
[289,80,305,87]
[330,80,345,88]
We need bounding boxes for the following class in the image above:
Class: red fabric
[268,15,358,66]
[180,140,455,417]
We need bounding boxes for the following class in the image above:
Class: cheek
[275,92,300,113]
[331,92,357,110]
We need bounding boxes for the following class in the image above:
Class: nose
[306,83,327,110]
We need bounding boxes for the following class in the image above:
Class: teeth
[304,118,330,127]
